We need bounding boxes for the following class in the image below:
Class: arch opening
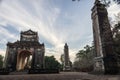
[16,50,32,71]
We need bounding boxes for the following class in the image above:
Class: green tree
[60,54,73,71]
[112,12,120,54]
[73,45,95,71]
[113,22,120,55]
[45,56,61,69]
[0,55,3,68]
[60,54,64,70]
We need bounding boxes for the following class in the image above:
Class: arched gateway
[17,50,32,70]
[3,30,45,71]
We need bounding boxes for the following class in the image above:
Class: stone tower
[63,43,71,71]
[3,30,45,71]
[91,0,118,74]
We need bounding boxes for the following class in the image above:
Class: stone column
[63,43,71,71]
[91,0,118,74]
[3,45,9,68]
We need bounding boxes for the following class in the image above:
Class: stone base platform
[0,72,119,80]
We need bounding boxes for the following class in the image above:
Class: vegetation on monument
[102,0,120,5]
[72,0,120,4]
[73,0,120,7]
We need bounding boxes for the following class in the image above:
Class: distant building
[63,43,71,71]
[3,29,45,71]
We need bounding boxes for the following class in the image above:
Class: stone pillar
[3,45,9,68]
[5,47,16,71]
[41,46,45,69]
[63,43,71,71]
[26,56,30,68]
[31,49,36,69]
[32,46,45,69]
[91,0,118,74]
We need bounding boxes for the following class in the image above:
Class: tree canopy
[45,56,61,69]
[72,0,120,6]
[73,45,95,72]
[0,55,3,68]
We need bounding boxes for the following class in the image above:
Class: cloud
[0,49,5,57]
[0,0,94,62]
[0,0,63,46]
[45,47,77,63]
[0,0,66,61]
[108,1,120,25]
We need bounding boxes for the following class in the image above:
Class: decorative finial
[65,43,68,47]
[95,0,100,4]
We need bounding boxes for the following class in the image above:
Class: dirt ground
[0,72,119,80]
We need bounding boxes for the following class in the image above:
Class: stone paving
[0,72,119,80]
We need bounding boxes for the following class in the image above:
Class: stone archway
[16,50,32,71]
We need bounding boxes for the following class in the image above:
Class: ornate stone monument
[3,29,45,71]
[63,43,71,71]
[91,0,118,74]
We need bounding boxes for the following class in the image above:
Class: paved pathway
[0,72,119,80]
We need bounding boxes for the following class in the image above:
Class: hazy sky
[0,0,119,62]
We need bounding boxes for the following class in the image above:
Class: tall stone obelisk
[91,0,118,74]
[63,43,71,71]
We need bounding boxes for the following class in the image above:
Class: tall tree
[60,54,64,70]
[73,45,95,71]
[112,12,120,54]
[113,22,120,54]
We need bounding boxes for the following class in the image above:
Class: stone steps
[9,71,28,75]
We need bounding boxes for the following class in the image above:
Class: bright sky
[0,0,119,62]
